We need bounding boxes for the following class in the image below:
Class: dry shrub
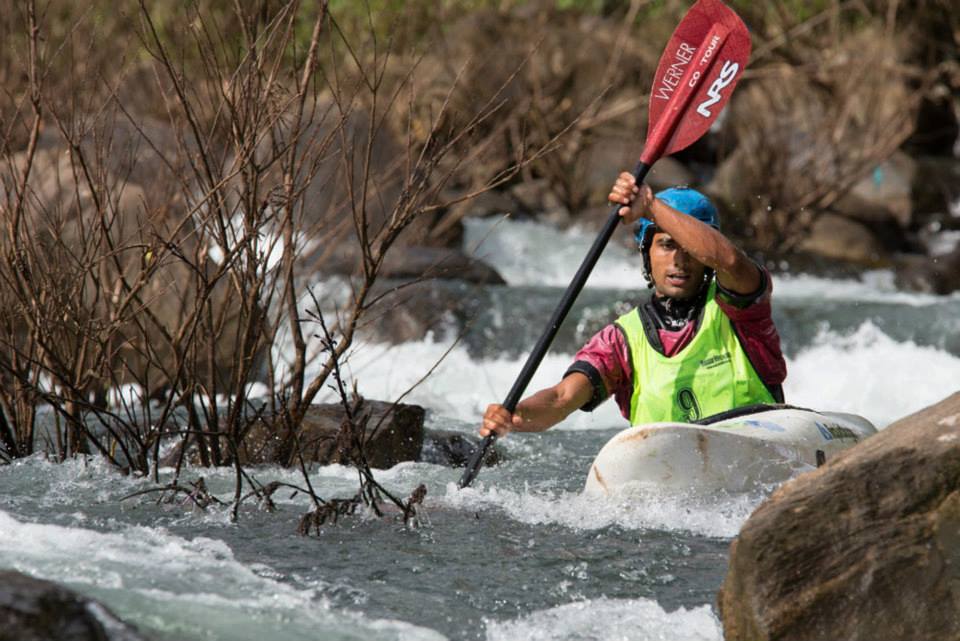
[379,0,656,233]
[0,0,557,514]
[725,25,919,253]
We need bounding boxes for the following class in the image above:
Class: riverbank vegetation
[0,0,549,528]
[0,0,957,528]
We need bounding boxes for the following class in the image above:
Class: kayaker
[480,173,787,438]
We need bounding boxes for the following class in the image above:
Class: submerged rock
[718,392,960,641]
[0,570,147,641]
[421,429,501,467]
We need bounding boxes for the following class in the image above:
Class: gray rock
[579,136,639,206]
[796,212,890,267]
[912,156,960,219]
[420,429,501,467]
[833,151,916,228]
[509,179,554,216]
[704,146,751,207]
[358,278,481,344]
[234,400,425,469]
[894,249,960,295]
[319,245,504,285]
[718,392,960,641]
[0,570,147,641]
[645,156,697,192]
[379,246,505,284]
[445,189,516,221]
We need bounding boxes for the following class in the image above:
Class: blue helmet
[633,186,720,251]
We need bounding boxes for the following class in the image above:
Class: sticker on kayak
[816,422,860,442]
[743,419,786,433]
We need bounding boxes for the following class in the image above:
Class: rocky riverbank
[323,2,960,294]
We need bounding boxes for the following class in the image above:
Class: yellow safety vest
[615,281,775,424]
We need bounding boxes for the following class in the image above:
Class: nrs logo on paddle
[653,40,741,120]
[696,60,739,118]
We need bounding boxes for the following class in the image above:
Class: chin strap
[651,271,713,330]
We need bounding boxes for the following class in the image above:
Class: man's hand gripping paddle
[458,0,752,489]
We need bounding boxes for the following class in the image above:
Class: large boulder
[705,145,751,209]
[718,392,960,641]
[0,570,146,641]
[164,399,501,469]
[645,156,698,192]
[315,244,504,287]
[233,400,425,469]
[398,4,652,229]
[912,156,960,221]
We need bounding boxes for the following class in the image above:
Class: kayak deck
[583,405,877,495]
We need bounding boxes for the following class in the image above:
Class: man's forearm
[512,388,575,431]
[650,199,760,293]
[650,199,737,271]
[511,375,593,432]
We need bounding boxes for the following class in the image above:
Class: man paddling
[480,174,786,438]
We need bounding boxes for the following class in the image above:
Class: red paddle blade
[640,0,751,164]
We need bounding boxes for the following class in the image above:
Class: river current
[3,217,960,640]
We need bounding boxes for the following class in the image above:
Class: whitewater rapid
[5,216,959,641]
[312,218,960,429]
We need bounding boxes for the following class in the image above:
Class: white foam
[785,321,960,427]
[444,482,760,538]
[463,217,640,289]
[301,314,960,435]
[310,318,960,434]
[0,510,445,641]
[485,597,721,641]
[774,270,960,306]
[463,217,960,305]
[308,336,623,429]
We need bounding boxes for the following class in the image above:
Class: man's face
[648,232,706,299]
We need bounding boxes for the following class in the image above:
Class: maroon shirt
[566,269,787,420]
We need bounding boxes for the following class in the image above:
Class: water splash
[0,509,445,641]
[444,482,762,539]
[786,320,960,427]
[485,597,721,641]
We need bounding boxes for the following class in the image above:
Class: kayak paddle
[458,0,752,489]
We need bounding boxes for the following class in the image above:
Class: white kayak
[583,404,877,495]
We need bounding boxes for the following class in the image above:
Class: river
[3,217,960,640]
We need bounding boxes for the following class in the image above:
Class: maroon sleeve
[715,268,787,386]
[564,323,633,419]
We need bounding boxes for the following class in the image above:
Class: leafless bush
[0,1,548,527]
[717,6,928,253]
[379,0,655,234]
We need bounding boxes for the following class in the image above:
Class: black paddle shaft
[458,161,652,489]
